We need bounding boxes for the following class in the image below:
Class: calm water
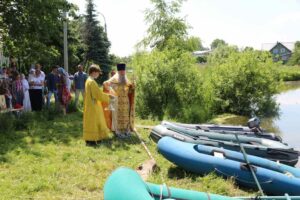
[219,81,300,149]
[273,81,300,148]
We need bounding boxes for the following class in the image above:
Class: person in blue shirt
[74,64,87,106]
[45,65,59,108]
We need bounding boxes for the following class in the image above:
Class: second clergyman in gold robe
[103,63,135,138]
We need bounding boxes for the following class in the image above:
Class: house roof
[261,42,295,52]
[193,50,212,56]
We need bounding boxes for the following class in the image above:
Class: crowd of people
[0,63,87,114]
[0,62,136,146]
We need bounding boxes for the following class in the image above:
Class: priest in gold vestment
[103,63,135,138]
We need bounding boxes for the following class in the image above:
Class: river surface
[272,81,300,148]
[217,81,300,149]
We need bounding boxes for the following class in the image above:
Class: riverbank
[2,80,300,198]
[280,80,300,92]
[212,80,300,167]
[0,111,255,199]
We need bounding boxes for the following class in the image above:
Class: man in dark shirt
[46,65,59,108]
[74,64,87,106]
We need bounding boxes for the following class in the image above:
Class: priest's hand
[109,94,116,99]
[103,81,110,90]
[129,82,135,90]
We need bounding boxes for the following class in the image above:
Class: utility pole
[63,11,68,72]
[99,12,107,34]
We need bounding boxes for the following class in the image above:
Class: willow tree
[140,0,190,50]
[133,0,211,122]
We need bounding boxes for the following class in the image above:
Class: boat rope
[146,183,178,200]
[206,192,212,200]
[254,195,261,200]
[145,183,156,199]
[234,133,265,196]
[134,129,155,160]
[159,185,163,200]
[285,193,291,200]
[134,128,167,183]
[134,128,168,198]
[159,184,163,200]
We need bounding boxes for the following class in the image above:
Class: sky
[68,0,300,57]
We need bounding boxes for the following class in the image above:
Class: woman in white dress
[21,74,31,112]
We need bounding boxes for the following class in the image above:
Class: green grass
[0,110,255,199]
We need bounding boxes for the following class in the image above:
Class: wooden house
[262,42,295,63]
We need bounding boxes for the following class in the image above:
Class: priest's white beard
[118,74,128,85]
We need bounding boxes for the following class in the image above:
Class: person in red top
[11,73,24,108]
[57,67,71,115]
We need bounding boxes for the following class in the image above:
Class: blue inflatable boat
[151,125,299,166]
[158,137,300,195]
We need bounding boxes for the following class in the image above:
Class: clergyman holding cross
[103,63,135,138]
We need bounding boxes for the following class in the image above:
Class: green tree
[208,45,238,65]
[83,0,111,82]
[163,36,204,52]
[288,41,300,66]
[140,0,189,50]
[185,36,204,51]
[210,39,227,50]
[243,46,254,51]
[110,54,132,67]
[0,0,73,72]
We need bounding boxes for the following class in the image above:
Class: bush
[132,44,281,122]
[207,45,239,66]
[205,50,280,117]
[132,49,212,122]
[277,65,300,81]
[288,41,300,66]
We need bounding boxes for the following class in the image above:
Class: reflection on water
[260,118,281,137]
[273,82,300,148]
[212,81,300,148]
[211,115,282,139]
[280,81,300,92]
